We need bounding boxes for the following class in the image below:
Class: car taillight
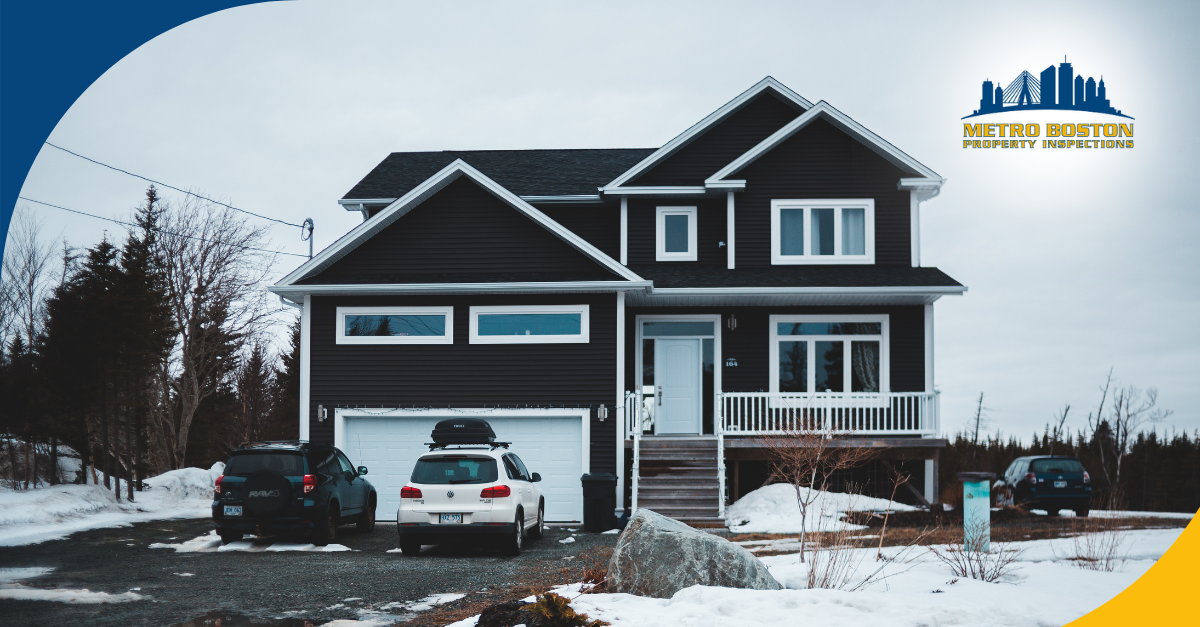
[214,475,223,494]
[1024,472,1036,484]
[1083,471,1090,484]
[481,485,511,498]
[401,486,422,499]
[303,474,316,494]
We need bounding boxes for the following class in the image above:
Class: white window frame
[768,314,890,397]
[770,199,875,265]
[469,304,590,344]
[336,306,454,345]
[656,206,698,262]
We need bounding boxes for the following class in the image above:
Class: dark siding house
[271,77,964,525]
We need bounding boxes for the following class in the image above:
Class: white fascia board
[705,180,745,190]
[706,101,943,187]
[649,285,966,297]
[898,178,945,201]
[600,186,707,196]
[604,77,812,189]
[338,198,397,212]
[520,195,604,204]
[269,280,653,296]
[275,159,644,286]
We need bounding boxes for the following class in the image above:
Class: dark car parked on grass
[997,455,1092,517]
[213,441,378,545]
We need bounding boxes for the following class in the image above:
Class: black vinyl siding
[736,118,914,267]
[540,205,622,261]
[623,306,925,394]
[627,197,727,268]
[302,178,618,285]
[630,91,804,187]
[309,293,618,474]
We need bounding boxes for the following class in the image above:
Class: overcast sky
[14,0,1200,439]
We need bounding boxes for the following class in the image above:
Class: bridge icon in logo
[964,56,1132,119]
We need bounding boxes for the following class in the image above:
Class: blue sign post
[956,472,996,551]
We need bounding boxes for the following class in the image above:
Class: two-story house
[269,77,964,526]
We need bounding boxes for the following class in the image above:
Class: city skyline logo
[964,56,1132,119]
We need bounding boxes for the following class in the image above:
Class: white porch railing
[719,391,940,436]
[623,391,642,512]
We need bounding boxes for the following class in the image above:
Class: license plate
[1054,481,1067,488]
[439,513,462,524]
[224,505,243,516]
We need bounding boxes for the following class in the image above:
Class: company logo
[447,490,455,498]
[962,56,1134,151]
[249,490,280,498]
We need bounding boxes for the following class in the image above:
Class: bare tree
[2,206,58,348]
[1086,368,1115,494]
[757,424,876,563]
[147,197,276,470]
[1048,404,1070,457]
[1105,385,1171,509]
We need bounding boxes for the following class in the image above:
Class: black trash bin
[581,473,617,532]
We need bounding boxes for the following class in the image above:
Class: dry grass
[1056,516,1129,572]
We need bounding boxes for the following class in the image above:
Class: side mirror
[358,466,369,476]
[531,472,542,483]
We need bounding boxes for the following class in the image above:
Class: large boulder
[606,509,782,598]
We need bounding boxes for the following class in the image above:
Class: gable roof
[706,101,944,196]
[602,77,813,191]
[275,160,645,288]
[341,149,656,202]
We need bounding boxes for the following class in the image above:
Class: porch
[622,390,943,523]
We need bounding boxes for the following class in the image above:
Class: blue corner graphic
[964,57,1132,119]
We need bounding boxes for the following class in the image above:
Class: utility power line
[19,196,310,259]
[43,142,305,229]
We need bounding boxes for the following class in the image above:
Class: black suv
[997,455,1092,517]
[212,441,378,545]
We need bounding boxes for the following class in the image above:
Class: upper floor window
[656,207,698,261]
[336,306,453,344]
[770,199,874,265]
[469,304,590,344]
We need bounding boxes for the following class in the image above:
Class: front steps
[635,436,723,526]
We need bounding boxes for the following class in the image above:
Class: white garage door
[341,414,585,523]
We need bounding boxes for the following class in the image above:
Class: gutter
[269,280,654,296]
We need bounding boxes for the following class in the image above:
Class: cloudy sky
[14,0,1200,438]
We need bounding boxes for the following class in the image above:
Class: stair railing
[717,390,726,519]
[625,390,642,512]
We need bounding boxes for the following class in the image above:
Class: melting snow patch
[150,531,350,552]
[559,536,576,544]
[0,567,53,584]
[0,585,147,604]
[379,592,467,612]
[173,573,195,577]
[601,529,620,534]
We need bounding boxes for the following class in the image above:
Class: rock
[606,509,782,598]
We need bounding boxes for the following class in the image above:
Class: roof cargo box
[431,419,496,445]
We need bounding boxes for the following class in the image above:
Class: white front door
[654,338,702,434]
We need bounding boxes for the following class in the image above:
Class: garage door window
[469,305,590,344]
[336,306,453,345]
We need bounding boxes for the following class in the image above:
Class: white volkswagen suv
[396,446,544,556]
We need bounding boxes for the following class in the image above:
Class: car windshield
[224,452,306,476]
[411,457,498,485]
[1030,459,1084,473]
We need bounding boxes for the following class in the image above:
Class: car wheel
[504,508,524,556]
[312,501,338,546]
[399,538,421,556]
[1075,508,1090,518]
[219,530,242,544]
[528,500,544,541]
[357,496,376,533]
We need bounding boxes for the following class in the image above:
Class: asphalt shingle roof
[342,149,657,200]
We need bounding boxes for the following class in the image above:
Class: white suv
[396,446,544,556]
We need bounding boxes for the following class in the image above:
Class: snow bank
[726,483,915,534]
[149,530,352,553]
[0,566,147,604]
[0,462,223,546]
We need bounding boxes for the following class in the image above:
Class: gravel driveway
[0,517,618,626]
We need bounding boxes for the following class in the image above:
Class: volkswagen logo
[446,490,455,498]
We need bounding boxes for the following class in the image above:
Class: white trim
[924,304,934,394]
[770,199,876,265]
[339,198,397,207]
[469,304,590,344]
[275,159,644,287]
[601,186,707,196]
[898,178,943,202]
[910,190,921,267]
[335,306,453,345]
[299,295,312,441]
[270,280,652,297]
[726,191,735,270]
[656,207,698,262]
[620,197,628,266]
[605,77,812,189]
[634,314,722,436]
[707,101,943,188]
[520,195,604,204]
[768,314,890,396]
[924,459,936,503]
[615,292,626,511]
[333,406,590,476]
[648,285,964,296]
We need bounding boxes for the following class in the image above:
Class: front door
[654,338,701,434]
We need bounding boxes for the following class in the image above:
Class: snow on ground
[149,530,352,553]
[0,462,223,546]
[725,483,915,534]
[0,566,146,604]
[1044,509,1195,520]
